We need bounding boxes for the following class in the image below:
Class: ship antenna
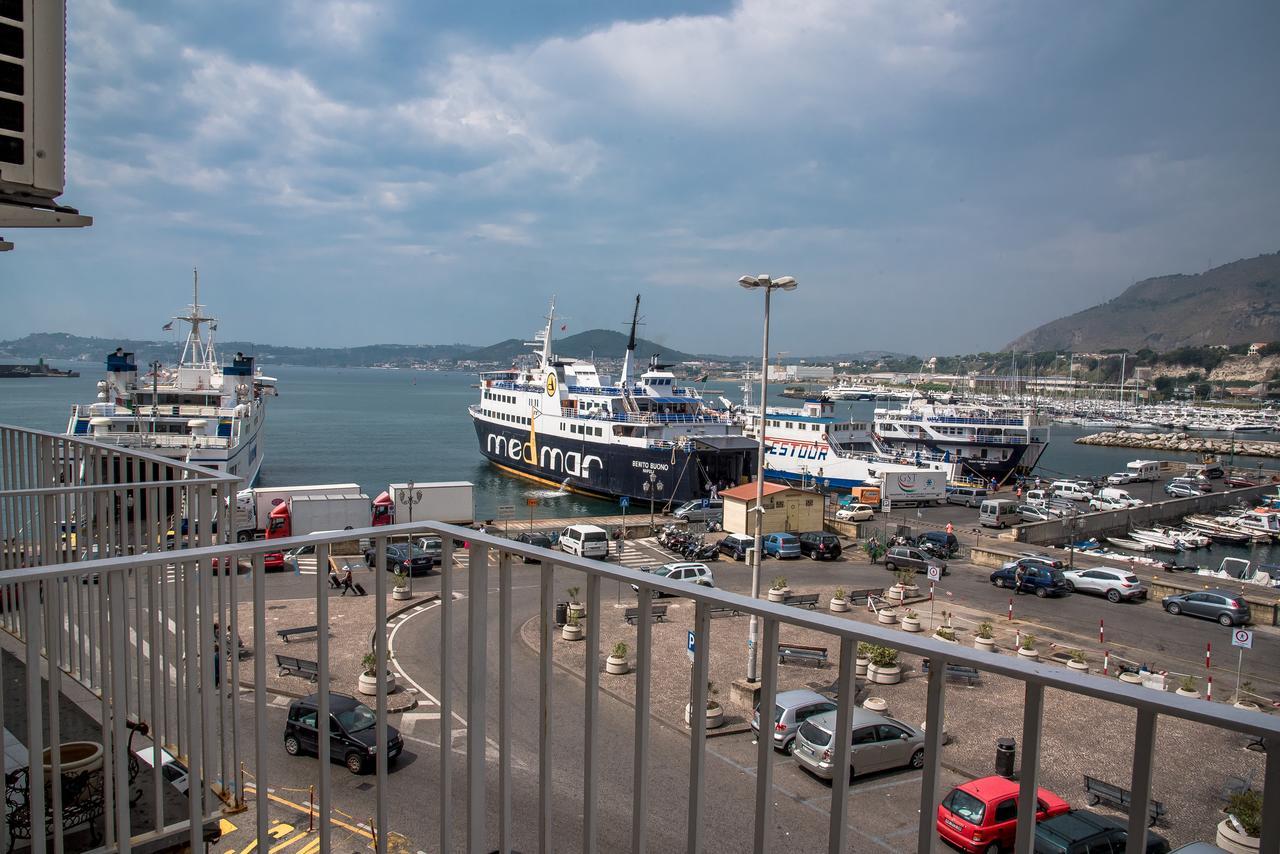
[619,294,640,388]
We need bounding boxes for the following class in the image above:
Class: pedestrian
[990,477,998,493]
[1016,486,1023,500]
[1013,564,1025,594]
[339,566,355,596]
[945,521,954,536]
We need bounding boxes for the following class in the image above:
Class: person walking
[945,521,954,537]
[1013,563,1025,594]
[339,566,355,596]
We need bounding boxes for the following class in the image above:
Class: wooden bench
[782,593,820,610]
[778,643,828,667]
[276,625,318,643]
[708,604,741,618]
[276,654,319,681]
[624,604,669,625]
[1082,774,1166,827]
[844,587,882,605]
[921,658,981,686]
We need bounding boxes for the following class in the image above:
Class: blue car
[989,561,1072,598]
[762,533,802,559]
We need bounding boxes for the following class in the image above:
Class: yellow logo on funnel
[524,408,538,464]
[546,374,557,396]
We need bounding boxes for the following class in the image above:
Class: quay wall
[1014,483,1278,546]
[1077,430,1280,459]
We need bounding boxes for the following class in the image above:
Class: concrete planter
[974,636,997,652]
[829,597,849,613]
[876,609,898,625]
[686,703,724,729]
[855,655,870,678]
[567,603,586,620]
[1118,671,1143,685]
[867,664,902,685]
[932,632,958,644]
[1216,818,1261,854]
[768,587,790,603]
[605,655,630,675]
[901,616,922,632]
[1017,647,1039,662]
[1067,659,1089,672]
[887,584,918,604]
[920,719,951,745]
[562,623,584,641]
[862,697,888,713]
[1176,687,1202,699]
[1234,700,1262,712]
[392,587,412,601]
[358,670,395,696]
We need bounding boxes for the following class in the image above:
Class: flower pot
[767,588,790,603]
[932,632,957,644]
[829,597,849,613]
[42,742,103,777]
[855,655,870,678]
[1118,671,1143,685]
[567,603,586,620]
[392,587,412,600]
[686,702,724,729]
[605,654,630,675]
[1176,687,1201,699]
[1216,817,1261,854]
[862,696,888,713]
[877,609,898,625]
[974,636,997,652]
[1234,700,1261,712]
[867,663,902,685]
[562,623,583,641]
[358,670,395,696]
[1067,659,1089,672]
[901,617,923,633]
[1017,647,1039,661]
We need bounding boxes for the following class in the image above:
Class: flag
[696,373,709,383]
[560,324,567,331]
[162,321,173,331]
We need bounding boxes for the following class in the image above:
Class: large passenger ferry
[872,399,1049,483]
[66,274,274,486]
[470,298,757,504]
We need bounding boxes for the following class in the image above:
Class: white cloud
[286,0,382,50]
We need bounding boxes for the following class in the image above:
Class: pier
[1078,430,1280,459]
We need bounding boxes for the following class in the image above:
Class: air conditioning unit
[0,0,65,203]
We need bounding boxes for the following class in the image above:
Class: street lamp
[739,273,798,683]
[397,481,423,594]
[642,471,663,534]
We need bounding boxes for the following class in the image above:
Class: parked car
[283,693,403,775]
[630,562,714,594]
[1018,504,1055,523]
[363,542,434,576]
[672,498,724,523]
[1034,809,1170,854]
[1105,471,1141,485]
[936,775,1070,854]
[1168,476,1212,494]
[718,532,756,561]
[883,546,947,576]
[513,531,553,562]
[762,532,802,559]
[990,561,1072,597]
[798,531,843,560]
[749,689,837,754]
[135,746,189,795]
[917,530,960,558]
[1012,553,1066,569]
[835,503,875,522]
[1162,589,1251,626]
[1089,496,1131,512]
[1050,482,1094,502]
[792,708,926,781]
[415,536,443,564]
[1062,567,1147,602]
[1164,482,1200,498]
[1225,476,1259,488]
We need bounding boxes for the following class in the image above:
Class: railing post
[916,653,948,854]
[827,637,856,854]
[24,580,46,854]
[539,562,554,854]
[687,600,711,854]
[467,540,489,854]
[753,617,779,852]
[583,572,601,854]
[1013,682,1044,853]
[316,543,332,853]
[439,536,455,854]
[631,586,652,854]
[374,535,389,854]
[1262,735,1280,851]
[498,550,513,854]
[1126,708,1158,853]
[252,554,269,849]
[109,570,132,850]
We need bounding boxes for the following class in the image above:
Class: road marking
[268,830,310,853]
[236,821,296,853]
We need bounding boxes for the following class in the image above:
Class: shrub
[1228,789,1262,837]
[1179,675,1197,693]
[895,569,916,587]
[392,568,408,588]
[977,621,994,640]
[905,609,919,620]
[867,644,899,668]
[567,586,580,602]
[834,587,846,600]
[856,642,872,659]
[611,641,628,659]
[566,611,580,628]
[1069,649,1086,663]
[935,628,956,641]
[1020,634,1036,650]
[771,576,788,590]
[361,651,377,675]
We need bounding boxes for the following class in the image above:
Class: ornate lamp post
[642,471,663,534]
[398,481,423,594]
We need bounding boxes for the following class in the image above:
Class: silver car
[750,689,837,754]
[792,708,926,781]
[1062,567,1148,603]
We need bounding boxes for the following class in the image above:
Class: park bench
[782,593,820,610]
[1082,774,1166,827]
[843,587,882,606]
[276,654,319,681]
[708,604,741,618]
[624,604,669,625]
[276,625,318,643]
[921,658,981,686]
[778,643,828,667]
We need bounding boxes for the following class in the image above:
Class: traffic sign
[883,498,893,514]
[526,498,538,507]
[1232,629,1254,649]
[687,630,696,662]
[619,496,630,509]
[927,565,942,582]
[701,498,710,509]
[497,504,515,519]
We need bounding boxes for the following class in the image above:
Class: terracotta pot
[605,654,630,675]
[974,636,997,652]
[392,587,412,600]
[901,617,923,633]
[1067,659,1089,672]
[358,670,395,696]
[562,623,583,641]
[686,702,724,729]
[867,663,902,685]
[829,597,849,613]
[1017,647,1039,661]
[855,655,870,678]
[768,588,790,603]
[877,609,898,625]
[1216,817,1261,854]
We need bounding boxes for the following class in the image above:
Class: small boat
[1165,528,1210,549]
[1106,536,1153,553]
[1128,529,1182,552]
[1197,557,1276,588]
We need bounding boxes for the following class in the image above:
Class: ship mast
[175,268,218,370]
[619,294,640,388]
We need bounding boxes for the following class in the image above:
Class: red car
[936,775,1070,853]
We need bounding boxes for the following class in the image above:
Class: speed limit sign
[927,565,942,582]
[1232,629,1254,649]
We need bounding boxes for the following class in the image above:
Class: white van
[1125,460,1161,482]
[1096,487,1142,507]
[1050,480,1094,501]
[979,499,1021,528]
[559,524,610,559]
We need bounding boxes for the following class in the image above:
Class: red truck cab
[937,775,1070,853]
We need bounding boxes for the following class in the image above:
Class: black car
[514,531,553,563]
[798,532,842,560]
[916,531,959,558]
[363,543,434,576]
[1035,809,1170,853]
[283,693,403,775]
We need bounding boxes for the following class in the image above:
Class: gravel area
[524,586,1266,848]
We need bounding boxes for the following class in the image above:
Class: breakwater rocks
[1076,431,1280,459]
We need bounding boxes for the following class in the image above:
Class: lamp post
[642,471,663,534]
[397,481,423,594]
[739,273,798,683]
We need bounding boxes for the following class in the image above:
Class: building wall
[724,489,825,535]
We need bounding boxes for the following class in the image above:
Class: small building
[720,480,824,536]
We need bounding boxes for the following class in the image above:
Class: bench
[276,625,318,643]
[921,658,981,686]
[844,587,882,606]
[276,654,319,681]
[1082,774,1166,827]
[782,593,820,610]
[778,643,828,667]
[624,604,669,625]
[708,604,741,618]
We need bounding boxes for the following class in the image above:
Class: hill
[468,329,701,364]
[1005,252,1280,352]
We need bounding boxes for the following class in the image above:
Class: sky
[3,0,1279,357]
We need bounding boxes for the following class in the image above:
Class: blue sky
[4,0,1279,356]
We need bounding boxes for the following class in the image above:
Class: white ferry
[66,275,274,486]
[470,297,757,503]
[872,399,1050,483]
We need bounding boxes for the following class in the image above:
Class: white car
[1062,567,1148,603]
[1106,471,1140,485]
[835,504,875,522]
[1052,483,1094,502]
[630,562,714,594]
[1088,497,1130,512]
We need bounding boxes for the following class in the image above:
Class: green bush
[1227,789,1262,837]
[866,644,899,668]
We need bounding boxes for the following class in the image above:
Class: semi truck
[372,481,475,527]
[261,491,373,569]
[874,469,945,507]
[234,483,362,542]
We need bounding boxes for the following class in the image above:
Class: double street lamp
[398,481,424,594]
[642,470,663,534]
[739,273,798,683]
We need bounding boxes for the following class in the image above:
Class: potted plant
[974,621,997,653]
[768,576,790,603]
[562,611,584,641]
[1067,649,1089,672]
[876,606,898,625]
[866,645,902,685]
[1017,634,1039,661]
[830,588,849,613]
[855,642,871,678]
[933,626,957,643]
[901,609,922,632]
[685,681,724,729]
[566,586,585,620]
[887,569,918,603]
[392,569,411,600]
[606,641,630,675]
[862,697,888,713]
[1176,675,1201,699]
[1233,682,1260,711]
[358,650,396,695]
[1217,788,1262,853]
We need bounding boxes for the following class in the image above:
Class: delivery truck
[874,470,945,507]
[262,492,373,569]
[372,481,475,527]
[234,483,362,541]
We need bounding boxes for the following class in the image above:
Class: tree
[1194,382,1212,400]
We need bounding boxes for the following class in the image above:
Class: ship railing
[488,381,544,394]
[880,413,1028,427]
[82,433,234,451]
